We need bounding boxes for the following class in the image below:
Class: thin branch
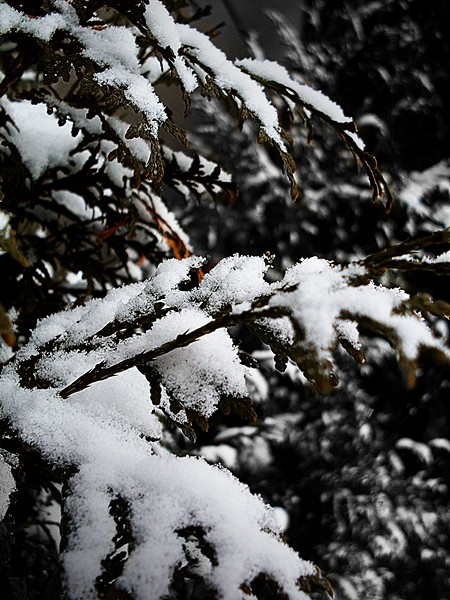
[362,229,450,272]
[58,305,284,399]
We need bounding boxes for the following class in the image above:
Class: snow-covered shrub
[0,1,449,599]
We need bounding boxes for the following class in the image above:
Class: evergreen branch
[59,304,286,399]
[362,229,450,275]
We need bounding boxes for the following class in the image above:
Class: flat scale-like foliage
[0,1,449,599]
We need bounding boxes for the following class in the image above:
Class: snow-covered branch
[1,1,450,599]
[1,249,449,597]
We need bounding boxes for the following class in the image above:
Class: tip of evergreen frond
[280,151,299,202]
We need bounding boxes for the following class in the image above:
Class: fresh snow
[178,25,287,150]
[2,99,81,180]
[0,350,313,600]
[143,0,198,92]
[95,69,166,135]
[1,247,448,599]
[0,4,66,41]
[1,2,449,598]
[237,58,353,124]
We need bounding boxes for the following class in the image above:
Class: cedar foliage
[189,2,450,599]
[0,1,449,599]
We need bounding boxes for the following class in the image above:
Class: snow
[142,55,168,83]
[108,117,152,164]
[396,438,433,464]
[0,453,16,521]
[1,249,448,597]
[200,444,238,469]
[422,250,450,264]
[145,0,181,52]
[0,0,354,160]
[357,112,387,132]
[1,2,449,596]
[193,254,271,315]
[0,253,321,596]
[12,248,412,597]
[178,25,287,150]
[78,25,140,72]
[237,58,353,124]
[140,256,206,306]
[163,148,232,181]
[267,257,448,367]
[399,159,450,226]
[0,212,9,229]
[53,191,102,220]
[147,193,192,251]
[45,100,103,136]
[95,69,167,135]
[110,308,249,419]
[346,130,366,150]
[430,438,450,452]
[0,3,168,136]
[143,0,197,92]
[273,506,290,532]
[27,280,147,350]
[2,99,81,180]
[0,4,66,41]
[0,359,313,599]
[335,319,361,350]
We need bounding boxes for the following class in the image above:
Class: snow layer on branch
[177,25,286,149]
[1,99,81,180]
[422,250,450,264]
[335,319,361,350]
[399,159,450,226]
[107,307,249,419]
[0,4,66,41]
[95,69,166,134]
[269,257,448,363]
[108,117,152,164]
[15,258,250,419]
[237,58,353,125]
[1,254,447,598]
[142,256,206,306]
[151,311,248,417]
[44,99,103,136]
[23,254,449,393]
[147,193,192,252]
[143,0,198,92]
[27,280,147,351]
[163,147,232,182]
[77,25,140,73]
[62,452,314,600]
[193,254,271,314]
[0,361,313,599]
[0,2,167,134]
[0,1,312,151]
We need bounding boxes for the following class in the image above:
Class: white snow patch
[237,58,353,124]
[2,99,81,180]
